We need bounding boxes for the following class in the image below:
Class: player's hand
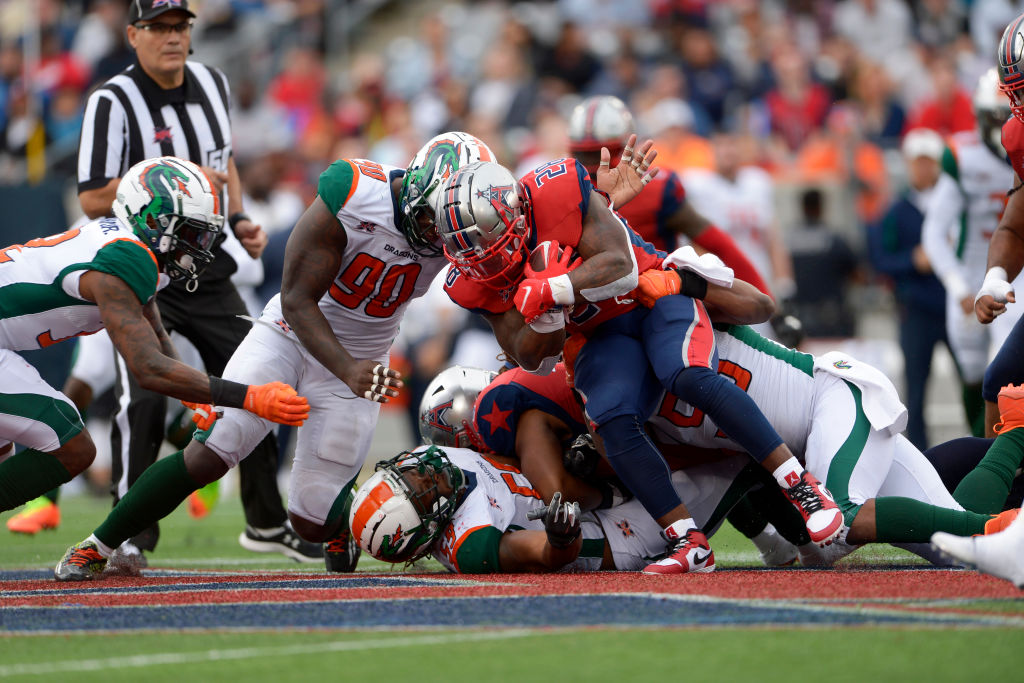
[976,267,1015,324]
[527,492,582,549]
[182,401,220,430]
[345,361,403,403]
[243,381,310,426]
[524,241,580,280]
[514,277,559,325]
[633,268,681,307]
[593,134,659,208]
[234,219,268,259]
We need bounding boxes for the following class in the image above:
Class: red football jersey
[444,158,664,335]
[1003,115,1024,180]
[616,170,686,252]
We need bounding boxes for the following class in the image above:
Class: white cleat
[931,514,1024,589]
[751,523,798,567]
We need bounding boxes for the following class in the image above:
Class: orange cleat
[7,497,60,535]
[187,481,219,519]
[985,508,1020,535]
[993,384,1024,435]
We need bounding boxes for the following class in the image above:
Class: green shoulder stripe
[941,145,959,182]
[719,324,814,376]
[88,239,159,305]
[318,160,359,216]
[454,526,503,573]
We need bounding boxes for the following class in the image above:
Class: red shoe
[642,527,715,575]
[7,497,60,535]
[782,471,844,547]
[985,509,1020,535]
[994,384,1024,435]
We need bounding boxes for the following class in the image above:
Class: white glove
[528,308,566,333]
[976,267,1014,309]
[663,245,734,288]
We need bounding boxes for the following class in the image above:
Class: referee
[76,0,320,562]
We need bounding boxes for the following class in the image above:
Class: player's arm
[79,179,120,219]
[497,529,582,572]
[702,278,775,325]
[225,156,267,259]
[141,298,182,362]
[568,195,639,301]
[281,196,402,400]
[484,308,564,374]
[921,173,971,310]
[515,409,603,510]
[977,174,1024,322]
[667,201,772,296]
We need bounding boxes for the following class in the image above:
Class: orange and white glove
[182,401,219,430]
[243,381,310,426]
[634,268,681,308]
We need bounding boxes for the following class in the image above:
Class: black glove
[529,492,581,549]
[563,433,599,480]
[770,300,805,349]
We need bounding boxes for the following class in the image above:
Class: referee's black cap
[128,0,196,24]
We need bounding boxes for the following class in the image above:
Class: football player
[53,134,491,580]
[0,157,308,521]
[922,68,1019,437]
[435,157,844,575]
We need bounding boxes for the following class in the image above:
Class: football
[527,240,567,277]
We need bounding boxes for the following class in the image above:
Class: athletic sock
[597,414,681,520]
[963,383,986,438]
[874,496,991,542]
[670,366,783,462]
[953,429,1024,514]
[94,450,200,550]
[0,449,72,512]
[771,458,804,489]
[86,533,115,558]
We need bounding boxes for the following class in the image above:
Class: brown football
[527,240,564,275]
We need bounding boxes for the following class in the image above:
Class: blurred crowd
[1,0,1021,446]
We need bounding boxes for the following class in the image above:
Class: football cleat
[932,509,1024,588]
[751,523,798,567]
[984,508,1020,535]
[782,471,845,547]
[7,496,60,535]
[642,527,715,575]
[187,481,220,519]
[238,523,324,563]
[106,540,148,576]
[54,541,107,582]
[324,528,361,573]
[994,384,1024,435]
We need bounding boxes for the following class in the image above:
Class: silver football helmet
[568,95,635,177]
[419,365,498,448]
[348,446,466,563]
[975,67,1012,161]
[399,131,495,255]
[999,14,1024,122]
[436,161,530,290]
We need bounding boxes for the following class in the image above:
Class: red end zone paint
[4,569,1020,609]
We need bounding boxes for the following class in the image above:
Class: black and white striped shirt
[77,59,232,198]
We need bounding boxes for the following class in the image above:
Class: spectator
[846,59,906,149]
[904,56,976,136]
[678,23,736,130]
[867,129,949,449]
[764,46,831,152]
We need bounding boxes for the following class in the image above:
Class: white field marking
[0,629,539,676]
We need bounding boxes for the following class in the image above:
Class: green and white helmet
[112,156,224,288]
[349,446,466,564]
[399,131,495,255]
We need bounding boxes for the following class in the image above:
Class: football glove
[244,381,310,426]
[182,401,219,430]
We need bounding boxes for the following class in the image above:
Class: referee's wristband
[228,212,251,231]
[209,376,248,408]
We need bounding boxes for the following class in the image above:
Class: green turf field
[3,494,1021,683]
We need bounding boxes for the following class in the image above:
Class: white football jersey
[262,159,449,358]
[682,167,776,281]
[648,325,816,457]
[0,217,159,351]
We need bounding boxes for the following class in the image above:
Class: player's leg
[952,384,1024,514]
[932,508,1024,587]
[54,322,302,580]
[900,306,943,450]
[643,298,843,547]
[285,354,387,572]
[169,287,298,554]
[0,350,95,512]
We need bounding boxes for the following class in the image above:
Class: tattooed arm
[79,271,212,402]
[485,308,565,372]
[280,195,401,398]
[141,298,182,361]
[567,193,638,302]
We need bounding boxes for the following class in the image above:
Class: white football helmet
[349,446,466,563]
[399,131,495,255]
[113,156,224,288]
[436,161,530,290]
[419,365,498,448]
[975,67,1012,161]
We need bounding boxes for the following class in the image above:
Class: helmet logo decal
[475,184,517,229]
[137,161,192,227]
[425,398,455,434]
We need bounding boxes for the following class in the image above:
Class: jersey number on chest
[329,252,422,318]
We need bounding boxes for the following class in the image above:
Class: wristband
[548,273,575,306]
[228,212,251,231]
[976,267,1012,304]
[208,376,248,408]
[675,268,708,300]
[528,309,566,334]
